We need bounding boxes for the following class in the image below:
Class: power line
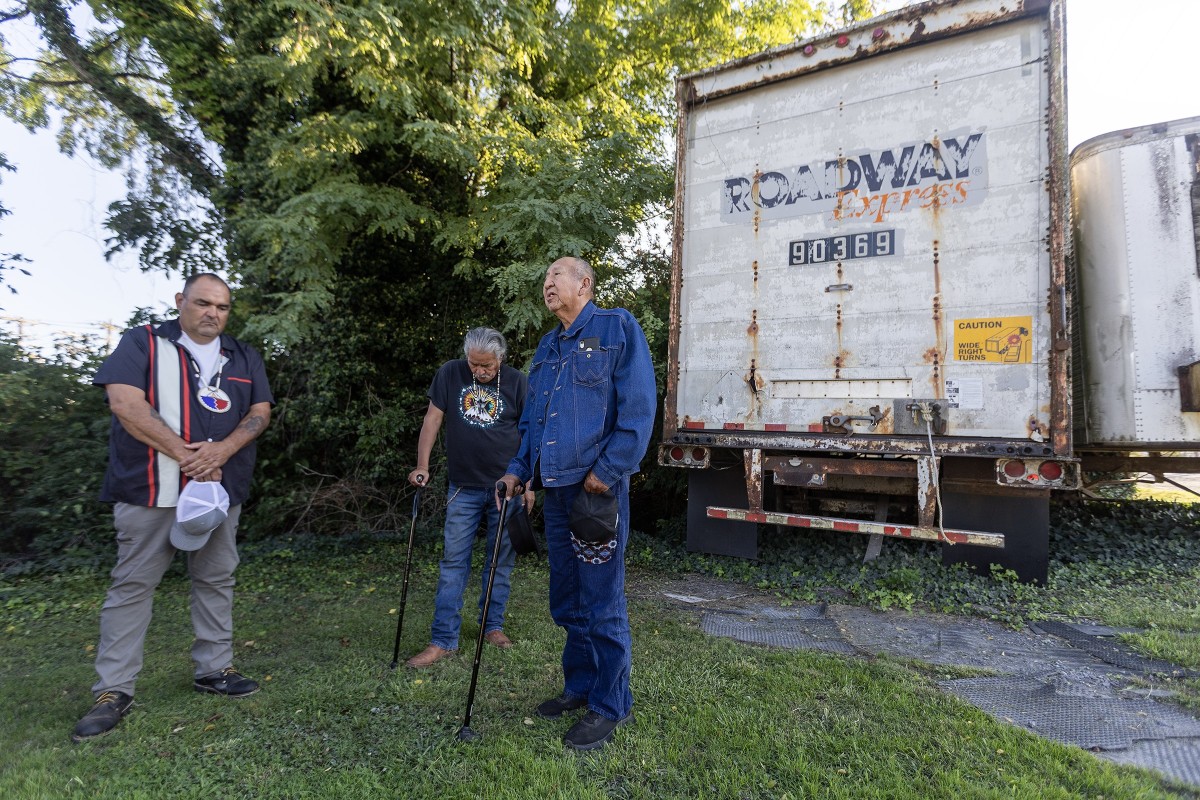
[0,315,123,350]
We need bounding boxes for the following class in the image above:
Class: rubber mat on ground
[1099,738,1200,788]
[940,672,1200,751]
[701,609,857,654]
[1032,621,1198,677]
[832,606,1129,676]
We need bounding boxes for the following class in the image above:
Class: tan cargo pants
[91,503,242,697]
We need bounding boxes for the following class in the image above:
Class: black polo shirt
[94,319,273,507]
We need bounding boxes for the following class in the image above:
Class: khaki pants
[91,502,242,697]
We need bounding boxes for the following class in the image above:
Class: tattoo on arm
[149,407,177,435]
[238,414,266,436]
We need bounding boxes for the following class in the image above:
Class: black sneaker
[535,693,588,720]
[72,691,134,742]
[563,710,633,751]
[194,667,260,698]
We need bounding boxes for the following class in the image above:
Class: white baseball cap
[170,481,230,551]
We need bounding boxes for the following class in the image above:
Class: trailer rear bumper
[706,507,1006,548]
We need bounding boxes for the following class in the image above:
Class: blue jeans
[543,476,632,721]
[430,485,517,650]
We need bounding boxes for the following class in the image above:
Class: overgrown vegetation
[621,498,1200,711]
[0,333,111,563]
[1,0,876,528]
[627,499,1200,631]
[3,529,1197,799]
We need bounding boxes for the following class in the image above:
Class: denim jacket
[507,301,657,489]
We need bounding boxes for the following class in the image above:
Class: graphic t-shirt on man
[428,360,528,487]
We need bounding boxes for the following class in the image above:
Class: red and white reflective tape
[683,420,824,432]
[706,506,1005,548]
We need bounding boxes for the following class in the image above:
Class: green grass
[3,526,1198,799]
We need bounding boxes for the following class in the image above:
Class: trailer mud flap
[940,490,1049,585]
[687,467,757,559]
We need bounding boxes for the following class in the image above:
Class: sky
[2,0,1198,349]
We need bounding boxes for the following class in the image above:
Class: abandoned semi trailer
[662,0,1072,584]
[1070,116,1200,478]
[661,0,1200,584]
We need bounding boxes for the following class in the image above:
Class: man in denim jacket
[499,256,656,751]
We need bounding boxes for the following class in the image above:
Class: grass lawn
[3,519,1198,800]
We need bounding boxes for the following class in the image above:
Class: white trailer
[661,0,1073,583]
[1072,116,1200,450]
[661,0,1200,584]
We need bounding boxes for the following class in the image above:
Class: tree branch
[0,6,30,24]
[26,0,220,197]
[11,71,172,87]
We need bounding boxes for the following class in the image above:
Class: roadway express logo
[720,132,987,224]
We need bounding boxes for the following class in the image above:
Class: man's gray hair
[463,327,507,361]
[566,257,595,292]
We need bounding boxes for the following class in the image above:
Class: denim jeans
[430,484,517,650]
[543,476,632,721]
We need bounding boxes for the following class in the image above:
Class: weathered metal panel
[680,0,1051,104]
[1071,116,1200,447]
[670,1,1062,451]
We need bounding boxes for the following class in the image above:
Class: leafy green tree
[1,0,876,538]
[0,153,31,305]
[0,332,110,565]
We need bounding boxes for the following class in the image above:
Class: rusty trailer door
[668,0,1069,457]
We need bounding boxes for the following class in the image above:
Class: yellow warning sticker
[953,316,1032,363]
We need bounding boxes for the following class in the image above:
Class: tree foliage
[1,0,877,540]
[0,152,31,304]
[0,333,111,564]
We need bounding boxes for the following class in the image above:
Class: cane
[389,483,424,669]
[457,479,522,741]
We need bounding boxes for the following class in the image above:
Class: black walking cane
[457,479,522,742]
[389,483,424,669]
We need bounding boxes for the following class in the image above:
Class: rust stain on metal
[931,239,942,309]
[744,449,764,512]
[834,303,844,378]
[767,455,917,480]
[752,259,759,286]
[916,456,938,527]
[930,238,946,397]
[745,294,762,422]
[744,355,764,422]
[662,81,691,436]
[1044,0,1072,457]
[682,2,1039,107]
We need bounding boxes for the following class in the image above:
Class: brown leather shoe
[405,644,456,668]
[484,630,513,649]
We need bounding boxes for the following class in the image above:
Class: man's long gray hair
[463,327,507,362]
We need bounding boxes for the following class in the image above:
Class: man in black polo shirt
[72,273,273,742]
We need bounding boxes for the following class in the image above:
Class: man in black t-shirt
[405,328,534,667]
